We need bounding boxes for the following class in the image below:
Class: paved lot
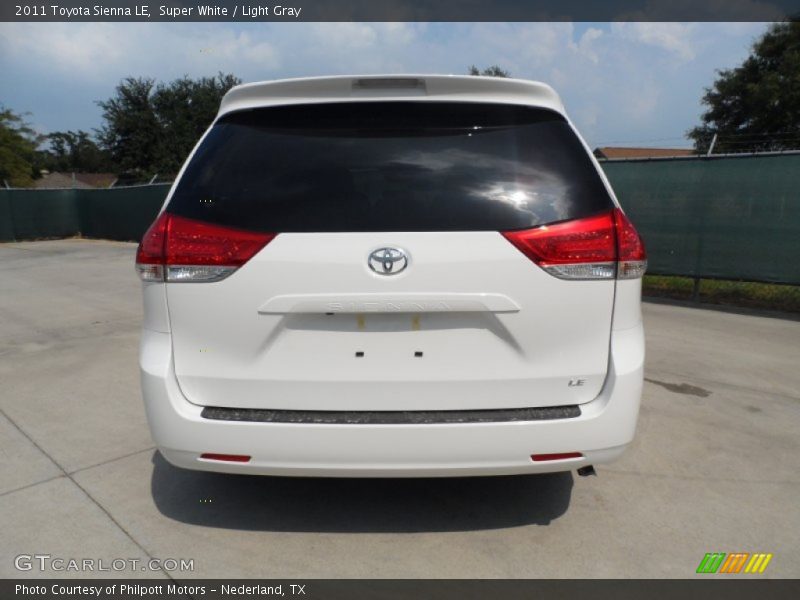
[1,239,799,579]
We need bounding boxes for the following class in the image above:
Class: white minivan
[136,75,646,477]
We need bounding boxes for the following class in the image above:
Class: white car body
[138,75,645,477]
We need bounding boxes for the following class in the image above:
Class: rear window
[167,102,613,232]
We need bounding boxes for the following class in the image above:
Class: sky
[0,21,769,149]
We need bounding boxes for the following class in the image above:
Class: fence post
[691,160,711,302]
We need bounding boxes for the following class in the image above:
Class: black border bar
[3,579,800,600]
[3,1,800,22]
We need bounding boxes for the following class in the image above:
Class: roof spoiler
[217,75,565,118]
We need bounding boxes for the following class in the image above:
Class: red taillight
[135,213,276,282]
[137,212,169,264]
[613,208,647,279]
[135,212,169,282]
[531,452,583,462]
[501,208,646,280]
[503,211,616,265]
[165,214,276,267]
[200,453,251,463]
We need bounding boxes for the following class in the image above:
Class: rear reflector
[502,208,646,280]
[613,208,648,279]
[135,213,276,282]
[200,453,251,463]
[531,452,583,462]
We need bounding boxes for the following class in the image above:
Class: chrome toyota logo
[368,247,408,275]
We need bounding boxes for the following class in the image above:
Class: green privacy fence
[602,153,800,285]
[1,154,799,284]
[0,188,80,241]
[0,184,169,244]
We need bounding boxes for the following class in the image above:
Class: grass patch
[643,275,800,313]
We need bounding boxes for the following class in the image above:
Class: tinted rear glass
[167,102,613,231]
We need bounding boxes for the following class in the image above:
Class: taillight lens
[135,213,276,282]
[613,208,648,279]
[501,208,646,280]
[135,212,169,282]
[502,211,617,280]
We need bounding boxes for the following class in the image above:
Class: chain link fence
[600,152,800,311]
[0,184,169,242]
[601,152,800,285]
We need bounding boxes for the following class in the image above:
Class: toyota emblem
[368,247,409,275]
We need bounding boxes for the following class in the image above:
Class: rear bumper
[140,324,644,477]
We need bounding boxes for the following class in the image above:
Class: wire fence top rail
[598,149,800,162]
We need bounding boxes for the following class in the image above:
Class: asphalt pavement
[1,239,798,578]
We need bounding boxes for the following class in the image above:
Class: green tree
[689,21,800,153]
[0,107,44,187]
[151,73,241,174]
[97,73,241,177]
[96,77,162,176]
[46,130,112,173]
[468,65,511,77]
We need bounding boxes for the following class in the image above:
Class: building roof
[594,147,695,160]
[219,75,565,118]
[34,172,117,189]
[74,173,117,188]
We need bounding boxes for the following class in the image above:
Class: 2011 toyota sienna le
[136,75,646,477]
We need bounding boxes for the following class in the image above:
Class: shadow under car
[150,451,573,533]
